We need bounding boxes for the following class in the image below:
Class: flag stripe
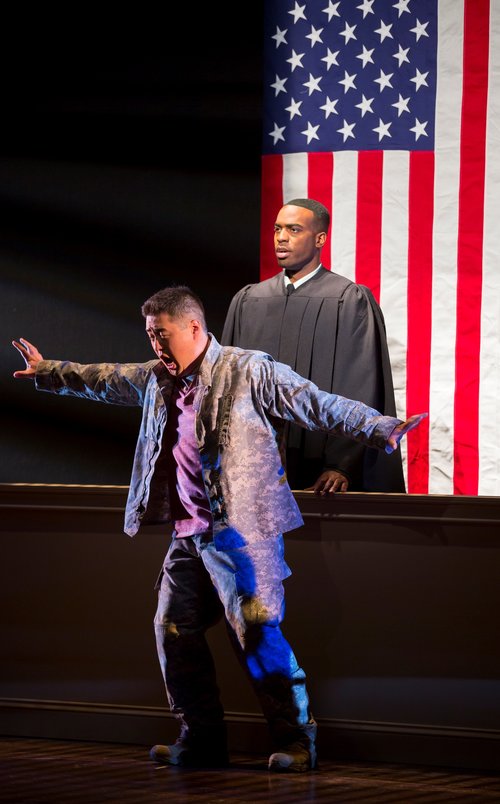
[380,151,410,484]
[479,0,500,494]
[330,151,358,282]
[283,152,308,204]
[307,153,333,269]
[355,152,383,302]
[260,154,283,281]
[406,152,435,493]
[453,0,489,494]
[428,0,463,494]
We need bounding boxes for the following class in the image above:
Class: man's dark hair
[285,198,330,233]
[141,285,207,331]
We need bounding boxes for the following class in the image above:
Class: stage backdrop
[259,0,500,495]
[1,10,264,485]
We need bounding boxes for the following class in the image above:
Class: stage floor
[1,736,499,803]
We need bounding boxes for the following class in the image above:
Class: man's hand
[385,413,428,453]
[306,469,349,496]
[12,338,44,379]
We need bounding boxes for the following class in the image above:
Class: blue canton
[263,0,438,153]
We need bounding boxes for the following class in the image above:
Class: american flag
[260,0,499,495]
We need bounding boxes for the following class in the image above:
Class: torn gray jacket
[34,334,401,542]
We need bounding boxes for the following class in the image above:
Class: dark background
[1,10,264,483]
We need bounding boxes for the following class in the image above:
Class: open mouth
[161,355,178,373]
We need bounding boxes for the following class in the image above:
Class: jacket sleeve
[35,359,155,407]
[258,358,401,453]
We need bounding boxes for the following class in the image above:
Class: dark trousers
[154,529,316,750]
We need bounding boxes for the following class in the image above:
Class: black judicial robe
[221,268,406,492]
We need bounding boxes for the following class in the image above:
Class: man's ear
[316,231,327,247]
[191,319,202,337]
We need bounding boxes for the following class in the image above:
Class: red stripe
[260,155,284,280]
[307,152,334,270]
[453,0,489,494]
[406,152,435,494]
[355,151,383,302]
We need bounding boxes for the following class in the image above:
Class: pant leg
[197,530,317,750]
[154,535,226,741]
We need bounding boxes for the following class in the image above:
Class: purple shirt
[164,376,212,537]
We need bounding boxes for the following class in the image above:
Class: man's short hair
[285,198,330,233]
[141,285,207,331]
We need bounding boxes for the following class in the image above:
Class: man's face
[274,205,325,274]
[145,313,198,376]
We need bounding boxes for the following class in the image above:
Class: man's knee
[229,599,282,650]
[241,596,281,629]
[154,619,181,645]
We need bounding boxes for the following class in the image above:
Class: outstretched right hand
[12,338,44,379]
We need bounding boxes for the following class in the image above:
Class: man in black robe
[221,198,405,493]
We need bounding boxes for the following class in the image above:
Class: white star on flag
[337,119,356,141]
[375,69,394,92]
[410,118,428,140]
[303,73,322,94]
[322,48,340,69]
[272,27,287,48]
[393,45,410,66]
[270,75,287,96]
[411,69,429,91]
[289,2,307,23]
[287,50,305,71]
[373,118,392,140]
[285,98,303,119]
[322,1,340,22]
[301,122,320,143]
[306,25,324,46]
[392,94,411,116]
[355,94,375,116]
[320,96,339,117]
[357,0,375,19]
[340,22,357,44]
[339,70,357,92]
[393,0,411,17]
[357,45,375,67]
[411,18,430,40]
[374,20,393,42]
[269,123,285,145]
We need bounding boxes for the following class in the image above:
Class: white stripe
[428,0,464,494]
[330,151,357,281]
[282,153,308,203]
[479,3,500,494]
[380,151,410,485]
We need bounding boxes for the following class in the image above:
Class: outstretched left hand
[385,413,428,454]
